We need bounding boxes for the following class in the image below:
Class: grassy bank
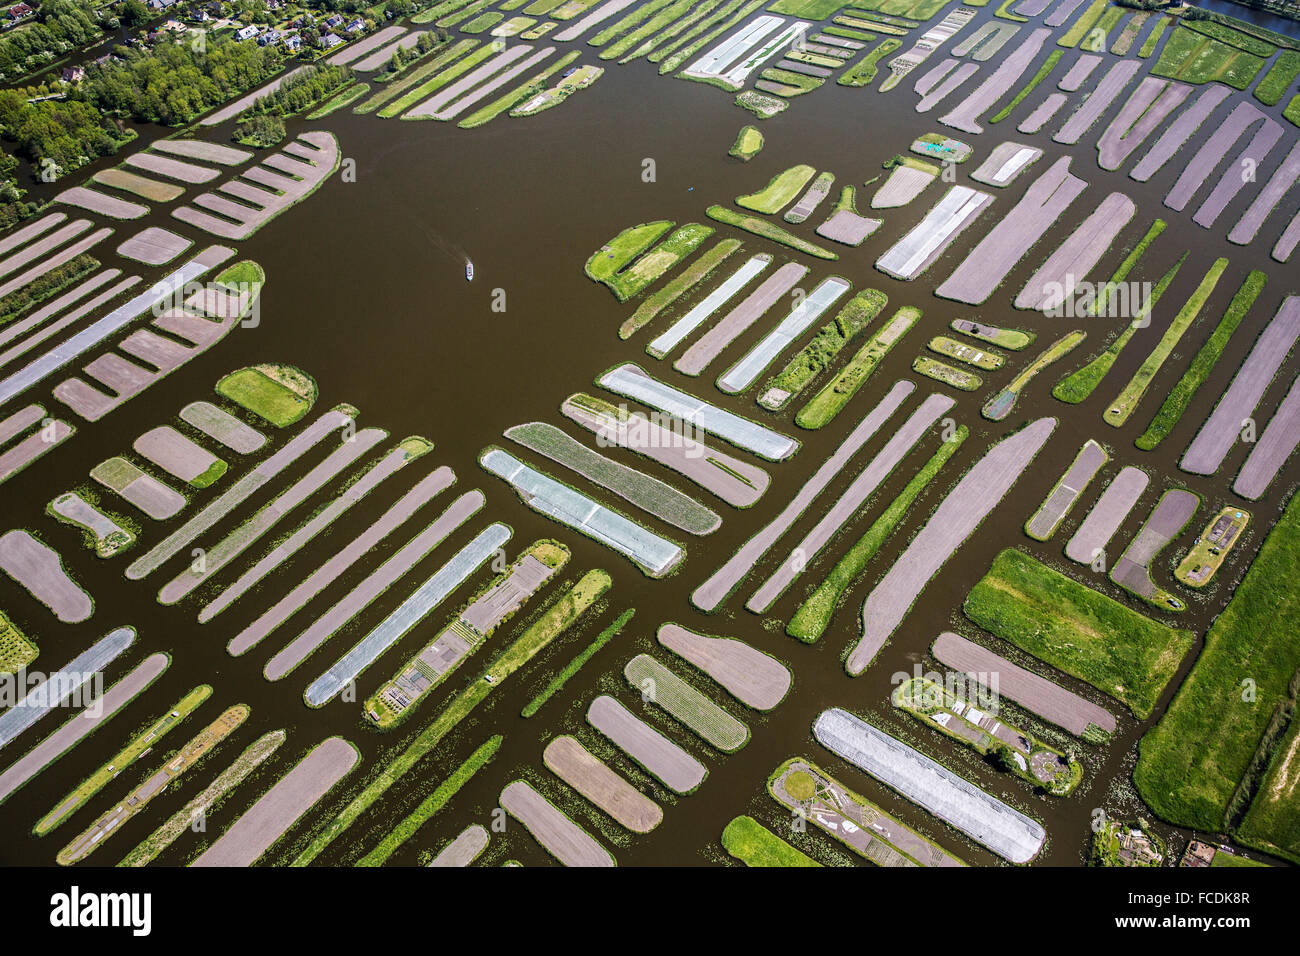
[1135,487,1300,838]
[1103,257,1228,427]
[619,239,740,339]
[721,815,820,866]
[794,305,919,428]
[292,570,611,865]
[964,549,1194,719]
[522,608,634,717]
[35,685,212,836]
[759,289,889,411]
[705,205,838,260]
[1135,270,1266,450]
[355,735,502,866]
[736,164,816,214]
[1052,251,1186,404]
[990,49,1062,123]
[787,426,966,642]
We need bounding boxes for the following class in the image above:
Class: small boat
[465,260,474,281]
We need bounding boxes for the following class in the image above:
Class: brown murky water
[3,7,1299,867]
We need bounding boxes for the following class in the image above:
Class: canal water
[3,3,1299,867]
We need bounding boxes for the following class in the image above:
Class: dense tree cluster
[233,112,284,147]
[0,0,107,81]
[0,90,132,172]
[240,62,351,117]
[0,149,40,230]
[78,36,286,126]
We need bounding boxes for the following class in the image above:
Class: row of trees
[379,29,440,76]
[239,62,351,116]
[0,0,108,81]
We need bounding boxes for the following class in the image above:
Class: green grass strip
[458,50,580,128]
[759,289,889,411]
[837,37,901,87]
[705,205,837,260]
[759,67,823,93]
[355,735,502,866]
[994,0,1026,22]
[1137,14,1169,58]
[1051,250,1186,404]
[648,0,749,64]
[586,220,674,283]
[382,43,496,118]
[35,685,211,836]
[990,49,1061,124]
[737,164,816,214]
[1255,49,1300,106]
[619,239,741,339]
[1088,218,1165,317]
[306,82,369,118]
[438,0,495,27]
[625,654,748,751]
[1135,270,1266,450]
[412,0,478,22]
[600,0,697,59]
[462,11,505,33]
[505,423,718,533]
[590,0,675,46]
[795,305,919,428]
[657,0,767,72]
[1081,4,1124,52]
[1103,257,1228,427]
[768,0,844,16]
[722,815,821,866]
[522,609,634,717]
[620,0,722,62]
[292,571,611,865]
[786,426,966,643]
[1058,0,1108,49]
[357,40,479,114]
[605,223,715,301]
[1183,16,1276,57]
[822,25,876,41]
